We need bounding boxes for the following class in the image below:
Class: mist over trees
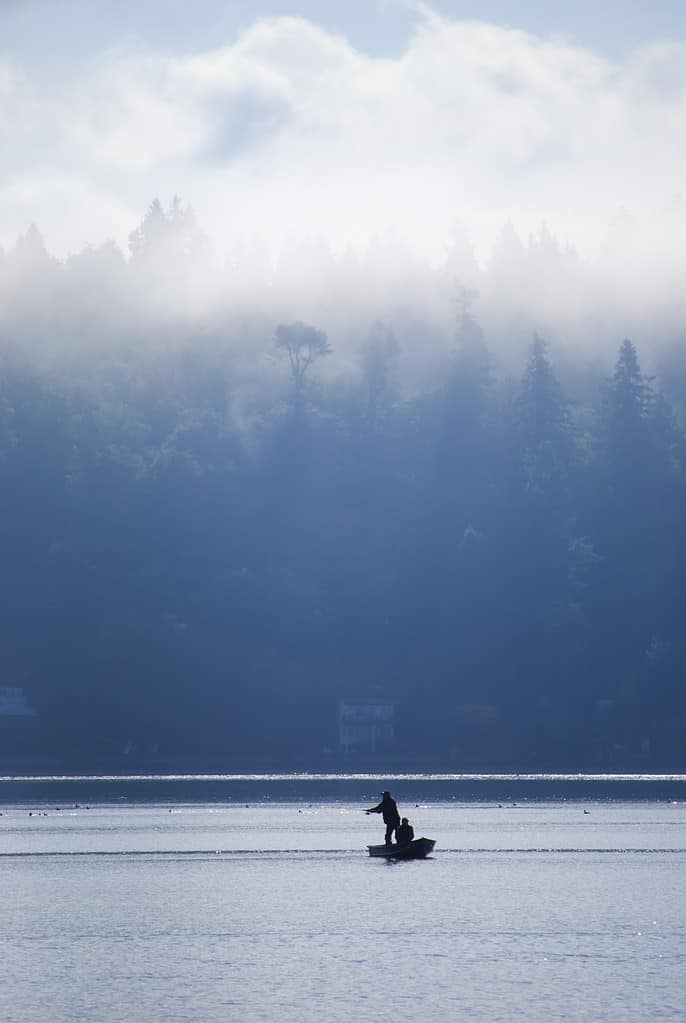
[1,201,685,768]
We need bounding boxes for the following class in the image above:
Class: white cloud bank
[2,8,686,266]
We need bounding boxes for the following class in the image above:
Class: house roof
[0,687,37,717]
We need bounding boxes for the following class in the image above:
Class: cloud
[1,8,685,267]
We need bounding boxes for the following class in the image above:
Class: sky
[2,0,686,263]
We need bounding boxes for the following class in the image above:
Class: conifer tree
[600,339,653,472]
[514,334,572,454]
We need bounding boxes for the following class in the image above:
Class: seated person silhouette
[396,817,414,845]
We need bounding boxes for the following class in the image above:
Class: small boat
[367,837,436,860]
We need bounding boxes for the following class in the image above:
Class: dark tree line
[1,205,685,768]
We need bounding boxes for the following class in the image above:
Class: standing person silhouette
[365,790,401,845]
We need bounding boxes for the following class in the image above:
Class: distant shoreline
[2,771,685,806]
[3,772,686,782]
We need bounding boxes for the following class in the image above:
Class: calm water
[2,776,685,1022]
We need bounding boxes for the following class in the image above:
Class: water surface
[2,777,684,1022]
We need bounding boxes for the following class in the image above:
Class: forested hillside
[2,201,685,769]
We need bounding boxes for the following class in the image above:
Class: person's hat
[401,817,408,824]
[381,790,390,797]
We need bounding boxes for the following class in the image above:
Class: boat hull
[367,837,436,860]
